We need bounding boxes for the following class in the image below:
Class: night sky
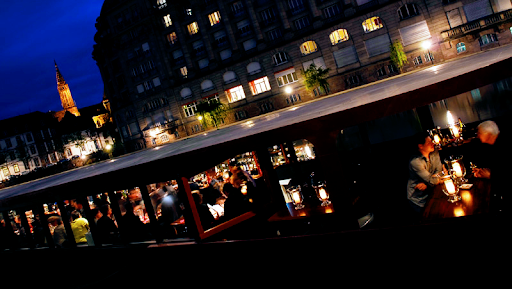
[0,1,106,121]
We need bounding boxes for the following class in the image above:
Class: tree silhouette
[302,64,330,95]
[195,98,230,129]
[390,40,408,73]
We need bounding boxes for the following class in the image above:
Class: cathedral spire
[54,61,80,121]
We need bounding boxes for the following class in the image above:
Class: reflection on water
[339,76,512,151]
[430,77,512,127]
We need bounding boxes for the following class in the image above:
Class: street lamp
[422,40,433,64]
[284,86,293,94]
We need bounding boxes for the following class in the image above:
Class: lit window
[163,14,172,27]
[273,52,288,66]
[249,77,271,95]
[456,42,466,53]
[180,66,188,78]
[186,8,193,16]
[329,29,349,45]
[300,41,318,55]
[226,85,246,103]
[187,22,199,35]
[208,11,221,26]
[362,17,383,33]
[13,164,20,173]
[167,32,177,44]
[275,68,298,87]
[183,102,198,117]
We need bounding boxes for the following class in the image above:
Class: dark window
[398,4,419,20]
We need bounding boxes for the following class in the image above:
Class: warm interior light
[452,162,463,177]
[447,110,456,126]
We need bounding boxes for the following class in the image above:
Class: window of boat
[269,139,316,168]
[188,151,263,239]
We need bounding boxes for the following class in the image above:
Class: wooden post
[176,176,201,240]
[253,145,285,213]
[36,205,55,249]
[138,185,162,243]
[56,200,76,248]
[19,208,35,249]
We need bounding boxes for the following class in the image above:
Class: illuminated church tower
[54,61,80,121]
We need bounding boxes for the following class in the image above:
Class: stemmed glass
[441,175,461,203]
[287,186,305,210]
[444,155,467,186]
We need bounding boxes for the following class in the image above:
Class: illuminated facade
[54,61,80,121]
[93,0,512,152]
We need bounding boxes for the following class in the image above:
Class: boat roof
[2,46,512,209]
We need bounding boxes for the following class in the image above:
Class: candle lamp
[428,128,443,148]
[287,186,305,210]
[314,184,331,206]
[444,155,467,185]
[441,175,461,203]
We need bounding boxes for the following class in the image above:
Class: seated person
[407,132,444,214]
[192,191,215,230]
[223,171,254,219]
[472,120,510,213]
[96,204,119,244]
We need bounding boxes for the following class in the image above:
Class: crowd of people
[190,161,258,230]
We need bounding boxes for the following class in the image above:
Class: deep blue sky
[0,1,105,121]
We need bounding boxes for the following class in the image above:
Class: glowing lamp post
[422,40,433,64]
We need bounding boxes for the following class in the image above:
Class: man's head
[413,132,435,155]
[71,210,81,221]
[477,120,500,145]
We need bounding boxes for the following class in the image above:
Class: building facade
[0,64,115,182]
[93,0,512,152]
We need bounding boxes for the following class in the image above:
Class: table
[422,177,491,220]
[267,202,335,222]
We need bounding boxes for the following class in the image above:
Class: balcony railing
[441,9,512,39]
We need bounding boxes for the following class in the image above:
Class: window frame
[273,52,289,66]
[163,14,172,27]
[398,4,419,21]
[329,29,349,45]
[456,42,466,53]
[362,16,383,33]
[300,41,318,56]
[187,22,199,35]
[249,77,272,95]
[226,85,246,103]
[208,11,222,26]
